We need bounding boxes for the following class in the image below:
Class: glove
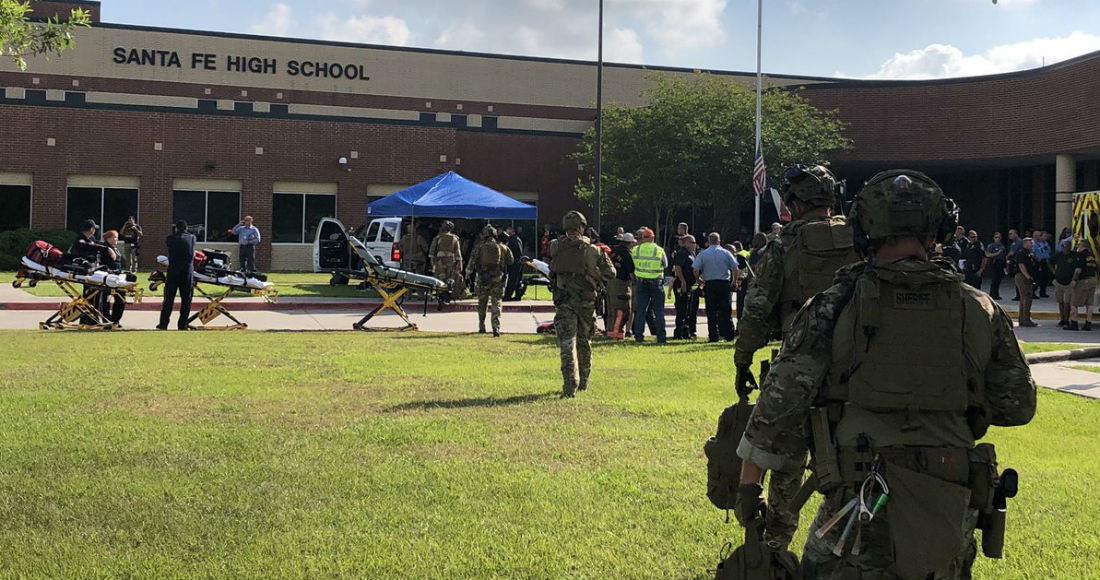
[735,483,766,527]
[735,364,758,399]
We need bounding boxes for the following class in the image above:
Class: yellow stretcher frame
[148,277,279,330]
[352,279,417,331]
[15,276,144,331]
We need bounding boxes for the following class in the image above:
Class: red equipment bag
[193,250,207,270]
[26,240,63,265]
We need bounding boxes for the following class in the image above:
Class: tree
[573,73,852,236]
[1,0,90,71]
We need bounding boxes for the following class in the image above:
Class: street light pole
[594,0,604,235]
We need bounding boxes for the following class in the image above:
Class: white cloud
[314,14,411,45]
[527,0,566,9]
[434,22,485,50]
[249,3,294,37]
[867,31,1100,79]
[605,28,644,63]
[613,0,727,51]
[788,1,807,16]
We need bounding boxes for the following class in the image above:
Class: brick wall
[29,0,100,23]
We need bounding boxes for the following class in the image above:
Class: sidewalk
[1029,358,1100,400]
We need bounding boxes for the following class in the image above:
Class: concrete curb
[1026,346,1100,364]
[0,300,687,316]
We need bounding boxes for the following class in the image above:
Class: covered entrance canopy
[366,171,536,220]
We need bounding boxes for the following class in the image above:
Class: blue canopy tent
[366,172,536,220]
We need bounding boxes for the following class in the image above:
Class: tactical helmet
[781,165,838,209]
[441,220,455,232]
[849,169,958,250]
[562,210,587,231]
[481,224,497,238]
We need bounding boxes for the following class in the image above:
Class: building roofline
[89,21,1100,89]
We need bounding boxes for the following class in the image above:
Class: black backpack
[704,400,754,510]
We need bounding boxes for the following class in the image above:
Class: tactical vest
[551,236,599,298]
[550,236,589,275]
[478,240,503,270]
[778,217,857,332]
[826,275,971,414]
[632,242,664,279]
[435,233,458,255]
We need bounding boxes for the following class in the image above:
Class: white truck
[313,217,404,279]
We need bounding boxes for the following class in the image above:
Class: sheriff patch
[892,290,934,309]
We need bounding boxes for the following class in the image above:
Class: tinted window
[103,188,138,232]
[0,184,31,231]
[66,187,103,234]
[172,190,206,240]
[206,191,240,242]
[380,222,397,242]
[304,195,336,244]
[365,221,380,241]
[272,193,304,243]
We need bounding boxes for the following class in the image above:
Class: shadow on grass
[383,391,559,412]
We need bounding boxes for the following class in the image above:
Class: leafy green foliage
[574,73,851,233]
[0,0,90,71]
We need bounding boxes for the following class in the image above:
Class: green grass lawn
[0,332,1095,579]
[1072,365,1100,374]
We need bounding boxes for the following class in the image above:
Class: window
[172,189,240,242]
[380,221,397,242]
[66,186,138,234]
[272,192,336,243]
[0,184,32,231]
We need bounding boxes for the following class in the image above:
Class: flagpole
[594,0,604,235]
[753,0,763,234]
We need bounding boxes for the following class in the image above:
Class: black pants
[159,273,193,329]
[735,280,747,327]
[504,264,523,300]
[703,282,734,341]
[988,262,1005,299]
[673,287,699,339]
[964,270,982,290]
[107,291,126,324]
[1034,260,1051,296]
[239,244,256,273]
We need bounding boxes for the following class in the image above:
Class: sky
[97,0,1100,80]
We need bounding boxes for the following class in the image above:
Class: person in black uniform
[671,234,698,339]
[503,226,525,301]
[158,220,196,330]
[68,219,112,325]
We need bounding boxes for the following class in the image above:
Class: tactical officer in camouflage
[466,224,514,336]
[735,170,1036,580]
[732,164,860,549]
[549,211,615,398]
[430,221,464,293]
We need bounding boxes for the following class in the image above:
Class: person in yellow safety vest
[631,227,668,344]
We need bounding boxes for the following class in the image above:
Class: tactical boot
[1084,321,1093,331]
[492,329,500,337]
[478,327,486,334]
[1058,319,1068,326]
[1065,321,1079,331]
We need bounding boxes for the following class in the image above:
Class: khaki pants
[1015,274,1033,324]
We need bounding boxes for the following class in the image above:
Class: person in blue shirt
[233,216,262,273]
[692,232,740,342]
[984,232,1006,300]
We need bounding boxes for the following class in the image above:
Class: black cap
[79,219,99,231]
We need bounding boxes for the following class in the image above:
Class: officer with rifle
[733,164,860,550]
[733,170,1036,579]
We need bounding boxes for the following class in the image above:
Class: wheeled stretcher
[347,237,449,331]
[14,256,143,330]
[150,251,278,330]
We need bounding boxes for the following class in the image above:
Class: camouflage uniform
[733,166,860,549]
[399,231,429,274]
[737,171,1036,580]
[430,224,463,292]
[467,226,514,334]
[550,212,615,397]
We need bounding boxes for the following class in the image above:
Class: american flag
[752,147,767,197]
